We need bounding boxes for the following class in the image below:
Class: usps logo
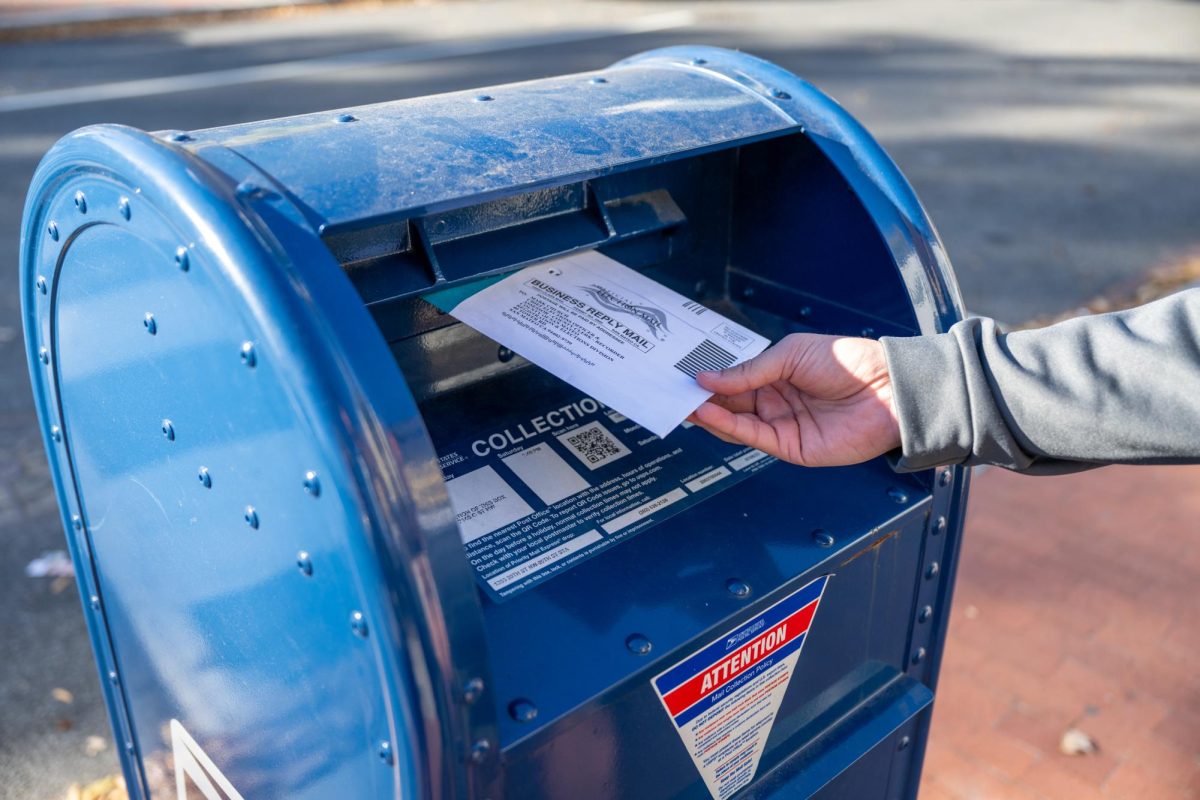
[170,720,245,800]
[651,575,830,799]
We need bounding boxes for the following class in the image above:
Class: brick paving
[921,464,1200,800]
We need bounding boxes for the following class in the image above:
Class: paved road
[0,2,1197,797]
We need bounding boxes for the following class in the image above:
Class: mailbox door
[22,129,496,799]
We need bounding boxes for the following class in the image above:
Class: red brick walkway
[920,465,1200,800]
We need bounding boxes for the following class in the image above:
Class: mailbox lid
[182,60,797,231]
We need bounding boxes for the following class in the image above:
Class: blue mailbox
[22,47,970,799]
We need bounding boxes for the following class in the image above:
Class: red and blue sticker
[651,575,830,799]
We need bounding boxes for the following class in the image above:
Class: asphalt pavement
[0,1,1197,797]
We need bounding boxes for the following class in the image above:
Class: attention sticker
[652,576,830,799]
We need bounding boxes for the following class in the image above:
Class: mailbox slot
[362,132,934,762]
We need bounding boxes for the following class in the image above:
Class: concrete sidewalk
[921,464,1200,800]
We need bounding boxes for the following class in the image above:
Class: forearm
[881,289,1200,474]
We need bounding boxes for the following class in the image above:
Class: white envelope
[447,250,770,437]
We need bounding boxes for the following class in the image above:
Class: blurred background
[0,1,1197,798]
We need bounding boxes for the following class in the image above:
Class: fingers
[701,390,757,415]
[696,336,804,395]
[692,401,780,455]
[687,417,742,446]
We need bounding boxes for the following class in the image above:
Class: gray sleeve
[879,289,1200,474]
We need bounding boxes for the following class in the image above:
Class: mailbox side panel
[20,128,493,800]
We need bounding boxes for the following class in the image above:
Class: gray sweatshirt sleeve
[880,289,1200,474]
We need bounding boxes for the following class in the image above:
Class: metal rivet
[36,276,48,294]
[297,551,313,577]
[508,698,538,723]
[119,197,131,220]
[932,515,947,536]
[898,735,911,751]
[89,595,101,611]
[198,467,211,488]
[939,469,952,487]
[377,740,393,766]
[726,579,751,598]
[625,633,652,655]
[303,471,321,497]
[38,347,49,365]
[47,221,59,241]
[170,132,193,142]
[911,647,927,665]
[925,561,940,580]
[124,741,135,755]
[244,506,258,529]
[812,529,835,548]
[161,419,175,441]
[918,605,933,623]
[72,515,82,530]
[107,670,118,685]
[474,95,493,102]
[336,113,357,123]
[469,739,491,764]
[690,57,708,66]
[74,191,87,213]
[462,677,485,705]
[589,77,608,84]
[143,313,157,335]
[175,246,189,272]
[240,341,256,367]
[350,611,368,638]
[861,327,876,338]
[50,425,62,443]
[888,487,909,504]
[770,88,792,100]
[497,346,514,363]
[742,286,756,298]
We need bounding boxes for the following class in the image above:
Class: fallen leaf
[85,735,108,757]
[52,687,74,704]
[25,550,74,578]
[65,774,126,800]
[1060,727,1098,756]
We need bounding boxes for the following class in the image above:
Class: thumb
[696,338,798,395]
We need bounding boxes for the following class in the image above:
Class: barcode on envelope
[674,340,736,378]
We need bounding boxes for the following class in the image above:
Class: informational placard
[447,250,771,438]
[652,576,830,800]
[426,373,777,603]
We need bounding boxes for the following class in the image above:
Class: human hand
[689,334,901,467]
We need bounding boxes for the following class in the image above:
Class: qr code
[556,420,632,470]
